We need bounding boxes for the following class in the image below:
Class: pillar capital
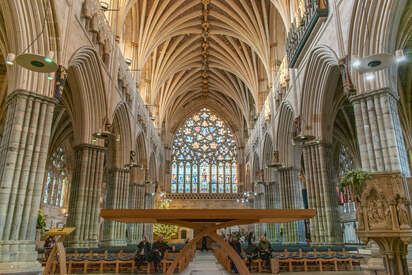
[7,89,58,105]
[349,87,399,103]
[74,143,106,152]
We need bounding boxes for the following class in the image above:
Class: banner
[54,65,67,100]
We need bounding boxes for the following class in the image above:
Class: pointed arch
[112,102,133,167]
[64,47,108,145]
[136,132,148,167]
[348,0,407,93]
[299,46,339,139]
[276,102,298,167]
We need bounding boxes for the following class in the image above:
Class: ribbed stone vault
[114,0,286,142]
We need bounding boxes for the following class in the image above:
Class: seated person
[258,235,271,267]
[230,236,243,273]
[135,236,152,268]
[44,236,55,260]
[244,243,259,268]
[152,235,169,272]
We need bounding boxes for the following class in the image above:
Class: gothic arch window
[336,143,355,204]
[171,108,238,193]
[337,144,354,177]
[43,147,68,207]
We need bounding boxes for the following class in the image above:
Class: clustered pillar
[265,182,281,242]
[127,183,145,244]
[351,88,411,275]
[143,188,155,242]
[279,167,306,244]
[253,183,266,238]
[0,91,56,273]
[303,143,342,245]
[351,89,410,178]
[66,144,105,248]
[102,168,130,246]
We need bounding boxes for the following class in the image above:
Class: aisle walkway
[180,251,364,275]
[181,250,229,275]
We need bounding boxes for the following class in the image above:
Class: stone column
[0,91,56,273]
[101,168,130,246]
[127,183,145,244]
[278,167,305,244]
[351,89,411,275]
[351,88,410,178]
[265,182,282,242]
[253,181,266,238]
[303,143,342,245]
[65,144,105,248]
[143,189,154,242]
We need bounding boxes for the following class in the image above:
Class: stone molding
[349,87,399,103]
[74,143,106,152]
[7,89,59,105]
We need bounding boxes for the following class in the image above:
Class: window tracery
[43,147,68,207]
[171,108,238,193]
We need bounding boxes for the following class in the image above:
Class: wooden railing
[286,0,329,68]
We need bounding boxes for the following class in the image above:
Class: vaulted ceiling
[116,0,287,142]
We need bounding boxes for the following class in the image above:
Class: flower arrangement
[37,209,46,231]
[338,170,371,200]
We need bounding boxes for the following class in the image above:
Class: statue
[397,200,410,229]
[293,116,302,136]
[356,205,364,230]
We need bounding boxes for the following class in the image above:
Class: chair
[250,258,263,272]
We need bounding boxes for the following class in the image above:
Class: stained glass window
[178,162,184,193]
[171,162,177,193]
[42,147,69,207]
[171,108,237,193]
[225,163,231,193]
[218,162,224,193]
[211,164,217,193]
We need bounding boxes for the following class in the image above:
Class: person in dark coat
[247,231,254,244]
[230,236,243,273]
[152,235,169,272]
[135,236,152,269]
[244,243,259,269]
[201,236,208,251]
[44,236,55,260]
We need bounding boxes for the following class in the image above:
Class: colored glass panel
[171,108,237,193]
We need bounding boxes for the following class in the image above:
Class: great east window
[171,108,238,194]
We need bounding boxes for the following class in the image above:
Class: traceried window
[43,147,69,207]
[338,144,354,177]
[171,108,238,193]
[336,143,355,205]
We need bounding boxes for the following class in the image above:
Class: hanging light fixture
[395,50,407,63]
[125,151,142,169]
[267,150,283,168]
[5,53,16,65]
[92,118,115,140]
[5,2,59,74]
[293,134,315,142]
[100,1,109,10]
[15,51,58,73]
